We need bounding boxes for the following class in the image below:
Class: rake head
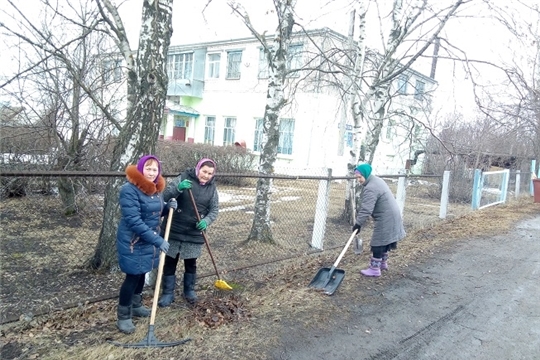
[214,279,233,290]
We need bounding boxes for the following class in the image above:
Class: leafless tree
[1,0,119,214]
[426,1,539,167]
[225,0,298,243]
[473,0,540,161]
[321,0,467,222]
[91,0,173,270]
[1,0,174,270]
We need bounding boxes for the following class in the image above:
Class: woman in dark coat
[115,155,176,334]
[352,163,406,277]
[158,158,219,306]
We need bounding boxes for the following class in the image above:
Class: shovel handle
[331,230,358,268]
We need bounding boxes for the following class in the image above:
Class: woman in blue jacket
[115,155,176,334]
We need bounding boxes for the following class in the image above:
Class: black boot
[183,272,197,304]
[158,275,176,308]
[132,293,150,317]
[116,305,135,334]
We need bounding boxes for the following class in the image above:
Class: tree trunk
[246,0,296,242]
[90,0,173,271]
[343,3,367,223]
[57,75,86,216]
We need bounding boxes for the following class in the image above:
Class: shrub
[156,140,257,186]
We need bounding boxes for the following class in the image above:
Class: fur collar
[125,165,165,195]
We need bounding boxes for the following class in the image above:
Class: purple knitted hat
[136,155,161,183]
[195,158,216,185]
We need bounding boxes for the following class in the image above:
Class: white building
[161,28,435,176]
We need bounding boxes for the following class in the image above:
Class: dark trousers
[371,242,398,259]
[163,254,197,276]
[119,273,145,306]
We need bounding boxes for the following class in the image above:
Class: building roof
[165,103,200,117]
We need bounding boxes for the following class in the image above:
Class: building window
[397,74,408,94]
[254,118,295,154]
[103,59,122,82]
[174,115,188,127]
[223,117,236,145]
[414,80,425,100]
[254,118,263,151]
[226,51,242,79]
[345,124,354,148]
[204,116,215,145]
[278,118,295,155]
[257,44,303,79]
[287,44,303,76]
[168,53,193,80]
[258,49,269,79]
[207,53,220,79]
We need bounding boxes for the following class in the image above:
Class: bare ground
[1,193,538,359]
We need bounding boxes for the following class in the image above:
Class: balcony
[167,78,204,98]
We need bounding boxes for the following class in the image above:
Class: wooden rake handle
[187,189,221,280]
[149,208,174,325]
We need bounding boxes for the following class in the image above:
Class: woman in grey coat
[352,163,406,277]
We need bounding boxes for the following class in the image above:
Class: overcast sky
[2,0,534,123]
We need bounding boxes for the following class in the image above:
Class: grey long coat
[355,175,406,247]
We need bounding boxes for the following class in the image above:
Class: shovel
[109,206,191,348]
[308,230,358,296]
[187,189,233,291]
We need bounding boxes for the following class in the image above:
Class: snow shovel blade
[108,325,191,348]
[308,230,357,295]
[308,266,346,295]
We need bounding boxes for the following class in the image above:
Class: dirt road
[272,216,540,360]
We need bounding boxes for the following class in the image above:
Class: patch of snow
[220,205,248,213]
[280,196,300,201]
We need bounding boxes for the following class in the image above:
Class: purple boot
[380,252,389,271]
[360,257,382,277]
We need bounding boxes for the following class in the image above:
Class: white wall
[162,34,434,177]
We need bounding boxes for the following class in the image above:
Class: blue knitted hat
[354,163,372,179]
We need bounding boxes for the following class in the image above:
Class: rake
[109,207,191,348]
[188,189,233,291]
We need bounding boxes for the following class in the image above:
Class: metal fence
[0,169,534,324]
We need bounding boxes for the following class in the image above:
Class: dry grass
[1,194,538,359]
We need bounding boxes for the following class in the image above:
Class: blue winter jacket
[116,165,168,275]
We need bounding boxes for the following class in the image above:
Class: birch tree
[344,0,466,221]
[90,0,173,270]
[227,0,297,242]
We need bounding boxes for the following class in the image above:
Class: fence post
[531,160,537,196]
[439,170,450,219]
[515,170,521,198]
[471,169,482,210]
[396,170,406,217]
[311,168,332,250]
[501,169,510,203]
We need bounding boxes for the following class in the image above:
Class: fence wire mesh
[0,169,533,324]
